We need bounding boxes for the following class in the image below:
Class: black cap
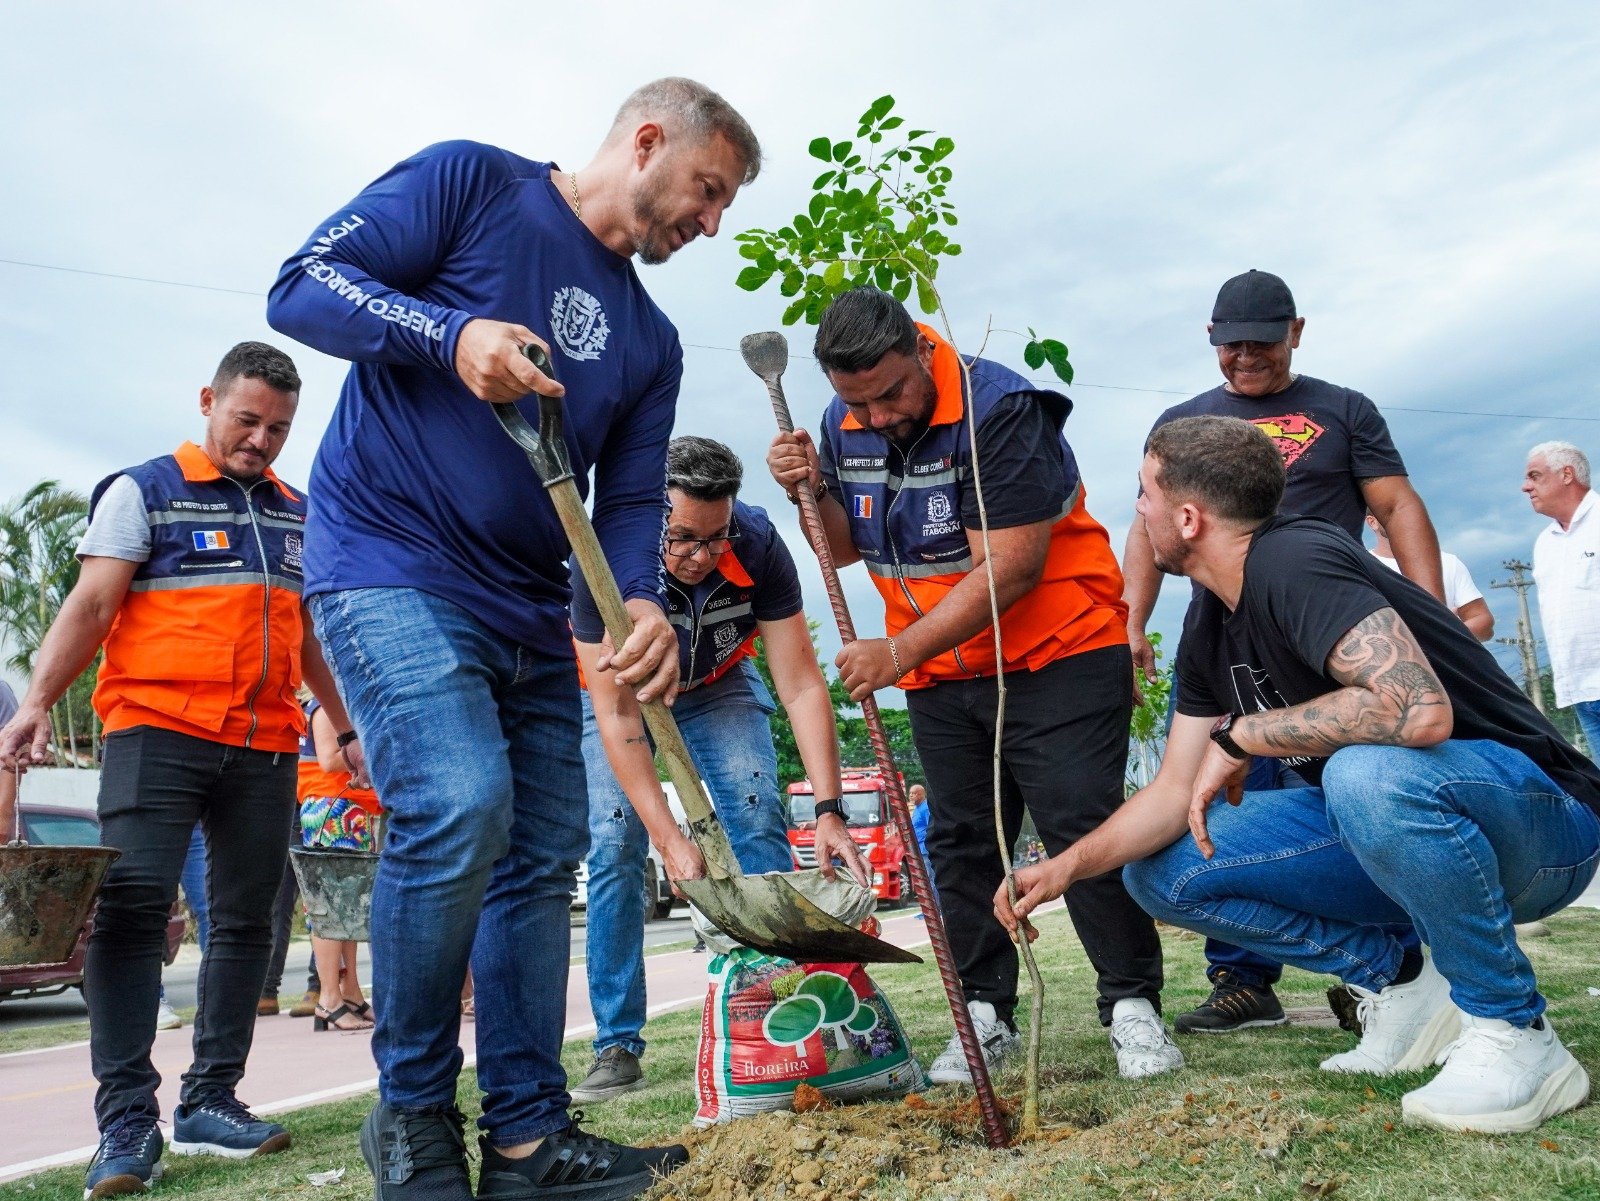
[1209,270,1296,346]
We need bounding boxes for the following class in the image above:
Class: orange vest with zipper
[90,442,308,753]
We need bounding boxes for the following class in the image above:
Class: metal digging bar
[491,344,919,967]
[741,331,1011,1149]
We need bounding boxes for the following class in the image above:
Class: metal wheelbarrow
[492,345,917,966]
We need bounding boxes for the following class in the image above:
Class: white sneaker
[926,1000,1020,1084]
[1320,952,1458,1075]
[1402,1014,1591,1133]
[1109,998,1185,1080]
[155,998,182,1031]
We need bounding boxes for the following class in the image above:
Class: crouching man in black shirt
[997,415,1600,1134]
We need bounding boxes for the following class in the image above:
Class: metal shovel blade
[678,871,921,965]
[739,331,789,381]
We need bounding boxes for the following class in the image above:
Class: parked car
[571,790,686,921]
[0,800,186,1003]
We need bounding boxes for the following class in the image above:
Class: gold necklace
[569,169,581,220]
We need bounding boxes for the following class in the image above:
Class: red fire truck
[786,768,910,905]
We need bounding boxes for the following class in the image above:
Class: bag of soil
[691,875,924,1126]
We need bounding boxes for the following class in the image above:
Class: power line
[3,255,1596,420]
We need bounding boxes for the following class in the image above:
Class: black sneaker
[84,1112,163,1199]
[1174,970,1288,1034]
[361,1101,472,1201]
[476,1114,687,1200]
[568,1047,646,1105]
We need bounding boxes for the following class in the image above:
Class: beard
[631,173,687,266]
[1148,526,1191,577]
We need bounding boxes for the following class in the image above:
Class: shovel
[490,344,918,966]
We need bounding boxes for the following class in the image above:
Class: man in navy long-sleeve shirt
[266,77,761,1201]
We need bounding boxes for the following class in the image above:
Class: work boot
[926,1000,1019,1085]
[171,1093,291,1158]
[84,1112,163,1198]
[361,1101,471,1201]
[257,995,281,1017]
[1174,969,1288,1034]
[1402,1015,1591,1133]
[1109,998,1185,1080]
[1320,952,1458,1075]
[475,1115,686,1200]
[288,989,319,1018]
[569,1047,646,1105]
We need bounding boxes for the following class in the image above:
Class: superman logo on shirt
[1250,414,1325,469]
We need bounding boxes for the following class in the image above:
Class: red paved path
[0,910,943,1184]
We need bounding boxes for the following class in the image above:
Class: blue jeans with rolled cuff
[582,659,793,1058]
[310,587,587,1146]
[1124,739,1600,1026]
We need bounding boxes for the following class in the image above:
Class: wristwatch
[1209,714,1247,762]
[813,798,845,821]
[336,729,360,748]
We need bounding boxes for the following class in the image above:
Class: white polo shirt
[1532,489,1600,707]
[1371,550,1483,613]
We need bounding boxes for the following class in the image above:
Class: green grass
[5,911,1598,1200]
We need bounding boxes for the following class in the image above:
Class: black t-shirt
[1151,376,1406,539]
[1177,516,1600,816]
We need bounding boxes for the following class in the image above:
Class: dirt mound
[649,1085,1310,1200]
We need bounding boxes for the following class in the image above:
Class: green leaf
[932,136,955,160]
[808,136,832,162]
[1043,339,1074,384]
[809,193,828,225]
[945,243,961,256]
[914,273,938,315]
[782,295,809,326]
[866,94,895,123]
[845,1001,879,1034]
[738,240,764,260]
[831,139,852,162]
[823,260,845,288]
[763,995,824,1046]
[795,971,857,1024]
[891,275,912,303]
[873,264,892,290]
[907,129,930,139]
[880,116,904,131]
[735,264,774,292]
[1023,341,1046,370]
[779,266,804,297]
[812,169,836,190]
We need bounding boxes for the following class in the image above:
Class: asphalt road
[0,907,701,1033]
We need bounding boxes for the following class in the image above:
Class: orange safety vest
[823,327,1127,689]
[91,442,308,752]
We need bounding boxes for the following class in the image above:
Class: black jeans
[907,646,1163,1026]
[87,726,296,1128]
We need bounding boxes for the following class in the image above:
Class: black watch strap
[813,798,844,821]
[1209,714,1247,762]
[336,729,360,748]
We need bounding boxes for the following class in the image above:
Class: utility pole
[1492,560,1544,712]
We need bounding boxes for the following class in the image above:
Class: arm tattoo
[1241,608,1451,757]
[623,735,649,746]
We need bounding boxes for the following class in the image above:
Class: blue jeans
[583,659,792,1057]
[179,822,211,952]
[310,588,588,1144]
[1573,699,1600,759]
[1124,740,1600,1025]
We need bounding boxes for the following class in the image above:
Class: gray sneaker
[569,1046,646,1104]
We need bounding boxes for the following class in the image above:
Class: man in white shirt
[1366,515,1494,641]
[1523,441,1600,754]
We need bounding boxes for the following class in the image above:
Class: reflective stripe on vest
[92,442,308,752]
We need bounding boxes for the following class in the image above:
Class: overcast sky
[3,2,1597,696]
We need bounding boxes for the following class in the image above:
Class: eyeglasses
[664,533,740,558]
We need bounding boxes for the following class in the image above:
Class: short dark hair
[813,287,920,375]
[213,341,301,397]
[667,436,742,502]
[611,77,762,185]
[1145,416,1284,524]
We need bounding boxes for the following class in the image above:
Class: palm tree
[0,481,96,765]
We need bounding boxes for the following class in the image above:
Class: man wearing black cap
[1122,269,1446,1035]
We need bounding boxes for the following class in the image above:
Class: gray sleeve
[76,475,152,563]
[0,680,17,726]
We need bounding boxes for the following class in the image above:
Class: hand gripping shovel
[492,344,918,966]
[742,330,1011,1148]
